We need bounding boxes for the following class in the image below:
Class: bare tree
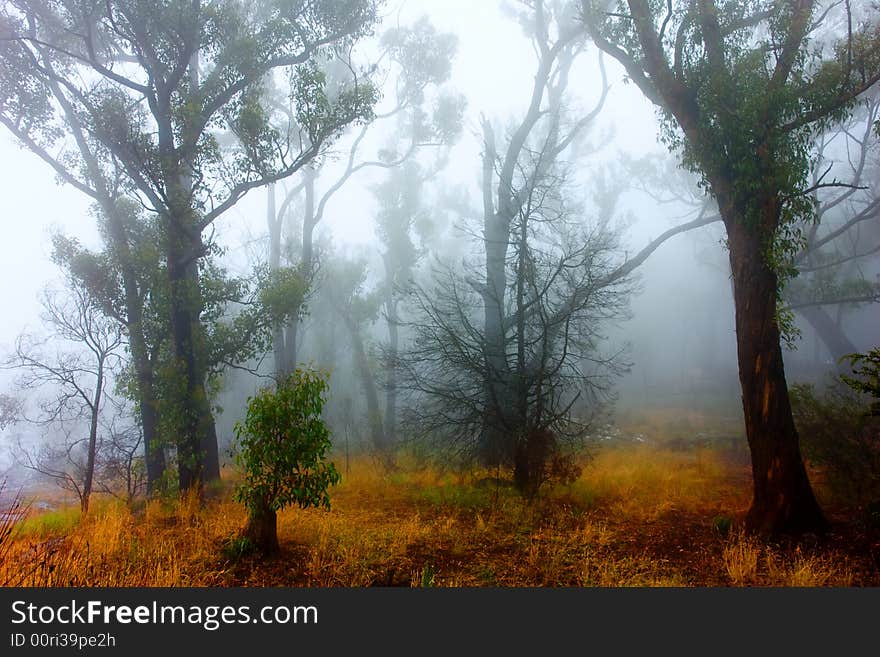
[394,1,716,495]
[5,283,123,513]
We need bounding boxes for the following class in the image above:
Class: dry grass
[722,532,854,587]
[0,436,873,588]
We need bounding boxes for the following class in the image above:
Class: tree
[373,162,427,449]
[475,0,610,478]
[785,93,880,362]
[234,368,340,554]
[0,36,169,493]
[396,1,713,495]
[0,0,380,493]
[4,281,123,513]
[320,254,387,454]
[396,2,630,494]
[264,16,463,377]
[48,208,168,494]
[582,0,880,534]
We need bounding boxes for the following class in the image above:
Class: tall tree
[476,0,609,471]
[0,28,168,492]
[373,162,426,449]
[323,255,387,453]
[583,0,880,534]
[264,16,463,377]
[396,1,714,494]
[1,0,379,492]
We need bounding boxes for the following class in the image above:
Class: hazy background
[1,0,876,480]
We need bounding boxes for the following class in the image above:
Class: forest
[0,0,878,588]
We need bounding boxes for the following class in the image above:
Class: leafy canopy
[234,369,340,513]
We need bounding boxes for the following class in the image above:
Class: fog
[0,0,877,500]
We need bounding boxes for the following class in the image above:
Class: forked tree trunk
[796,305,859,366]
[245,499,278,554]
[725,216,828,536]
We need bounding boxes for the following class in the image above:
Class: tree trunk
[725,216,827,536]
[167,222,220,492]
[796,304,859,366]
[479,122,514,467]
[281,167,317,376]
[245,499,278,554]
[342,312,386,453]
[81,360,104,514]
[267,183,289,379]
[101,206,167,494]
[384,293,399,447]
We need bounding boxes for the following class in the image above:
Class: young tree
[49,209,168,494]
[5,282,123,513]
[234,368,340,554]
[582,0,880,534]
[1,0,380,493]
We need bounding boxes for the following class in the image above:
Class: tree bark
[267,183,289,379]
[384,293,399,447]
[796,304,859,365]
[102,208,166,494]
[341,312,386,453]
[81,359,104,514]
[725,215,828,535]
[167,222,220,492]
[480,119,514,466]
[244,499,278,554]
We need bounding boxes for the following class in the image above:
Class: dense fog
[0,0,876,545]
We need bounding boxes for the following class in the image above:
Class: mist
[0,0,878,591]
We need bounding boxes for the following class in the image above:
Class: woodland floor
[2,408,879,587]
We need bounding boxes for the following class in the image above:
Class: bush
[234,369,341,553]
[791,379,880,511]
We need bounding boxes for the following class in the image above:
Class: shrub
[234,369,341,553]
[790,378,880,510]
[841,348,880,416]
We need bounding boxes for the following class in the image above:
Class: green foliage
[587,1,879,348]
[841,348,880,415]
[234,369,341,515]
[293,60,379,144]
[257,265,310,326]
[222,535,256,561]
[791,380,880,508]
[382,16,458,104]
[712,514,733,537]
[418,563,436,588]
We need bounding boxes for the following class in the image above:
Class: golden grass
[0,440,868,588]
[574,444,748,520]
[722,531,854,587]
